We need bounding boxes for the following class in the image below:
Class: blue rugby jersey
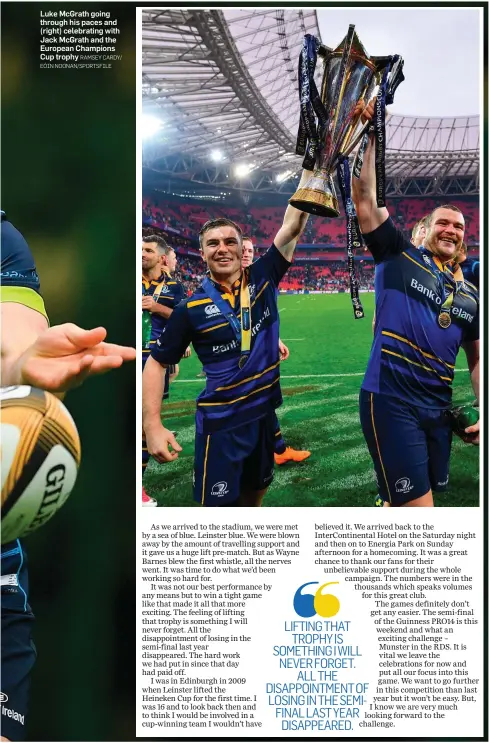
[460,256,479,289]
[362,218,479,409]
[142,271,186,340]
[1,213,43,296]
[151,245,290,434]
[1,215,44,608]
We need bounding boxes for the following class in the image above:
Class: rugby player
[241,235,311,466]
[352,101,479,508]
[373,213,430,330]
[142,235,186,506]
[1,212,135,740]
[456,241,479,289]
[142,177,311,507]
[411,215,429,248]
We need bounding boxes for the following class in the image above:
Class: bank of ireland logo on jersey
[0,692,8,703]
[395,477,413,494]
[293,581,340,618]
[211,481,229,497]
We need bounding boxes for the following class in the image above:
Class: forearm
[275,169,312,261]
[1,303,48,385]
[351,133,388,234]
[351,133,376,206]
[150,304,172,318]
[142,356,167,431]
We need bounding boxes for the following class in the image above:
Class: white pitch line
[281,338,305,341]
[175,369,469,383]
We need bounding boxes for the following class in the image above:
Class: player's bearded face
[142,244,160,270]
[201,227,242,282]
[425,209,464,263]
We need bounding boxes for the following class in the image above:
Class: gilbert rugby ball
[1,386,81,543]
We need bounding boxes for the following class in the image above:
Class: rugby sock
[273,414,286,455]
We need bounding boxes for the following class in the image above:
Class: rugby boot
[274,446,311,465]
[142,487,158,507]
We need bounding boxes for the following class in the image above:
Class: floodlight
[211,150,223,162]
[142,114,163,139]
[235,164,251,177]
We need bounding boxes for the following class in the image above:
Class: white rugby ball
[1,386,81,543]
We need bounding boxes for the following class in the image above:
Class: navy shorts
[1,541,36,741]
[194,415,276,506]
[360,389,452,506]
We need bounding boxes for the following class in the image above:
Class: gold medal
[438,311,451,329]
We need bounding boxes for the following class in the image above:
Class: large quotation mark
[293,581,340,618]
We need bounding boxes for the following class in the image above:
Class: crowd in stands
[279,262,374,292]
[143,192,479,294]
[144,193,480,249]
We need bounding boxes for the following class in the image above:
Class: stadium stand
[143,192,479,294]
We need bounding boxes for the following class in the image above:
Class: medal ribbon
[336,155,365,319]
[419,249,462,325]
[296,35,328,170]
[202,275,252,365]
[373,60,392,208]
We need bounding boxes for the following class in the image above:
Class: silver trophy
[290,26,403,218]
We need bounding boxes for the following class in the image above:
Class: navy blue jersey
[152,245,290,434]
[362,218,478,409]
[142,271,186,345]
[1,214,49,320]
[460,255,479,289]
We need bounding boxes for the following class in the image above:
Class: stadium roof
[142,9,479,196]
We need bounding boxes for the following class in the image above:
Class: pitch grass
[144,293,479,508]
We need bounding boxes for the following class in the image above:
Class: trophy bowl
[290,26,395,218]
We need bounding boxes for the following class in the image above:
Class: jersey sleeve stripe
[251,281,269,308]
[0,286,48,320]
[459,291,478,307]
[401,251,437,279]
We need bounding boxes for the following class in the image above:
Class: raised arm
[273,169,312,262]
[351,101,389,235]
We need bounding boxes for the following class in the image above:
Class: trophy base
[289,188,339,218]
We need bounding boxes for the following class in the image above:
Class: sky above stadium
[317,7,481,118]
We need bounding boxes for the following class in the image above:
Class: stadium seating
[143,192,479,293]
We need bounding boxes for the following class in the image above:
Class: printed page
[138,5,485,743]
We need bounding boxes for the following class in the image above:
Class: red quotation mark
[293,581,340,618]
